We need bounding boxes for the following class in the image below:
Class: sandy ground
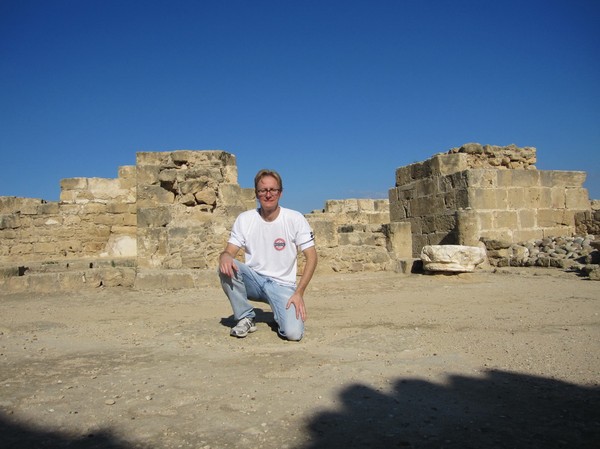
[0,267,599,449]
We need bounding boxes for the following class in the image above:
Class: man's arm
[286,246,318,321]
[296,246,317,296]
[219,243,241,278]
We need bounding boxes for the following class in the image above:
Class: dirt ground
[1,267,599,449]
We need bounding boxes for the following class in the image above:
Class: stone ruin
[1,144,598,292]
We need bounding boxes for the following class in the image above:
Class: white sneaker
[230,317,257,338]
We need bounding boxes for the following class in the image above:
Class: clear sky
[1,0,599,213]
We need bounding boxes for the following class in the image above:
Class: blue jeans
[219,260,304,341]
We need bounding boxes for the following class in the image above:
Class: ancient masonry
[1,144,598,292]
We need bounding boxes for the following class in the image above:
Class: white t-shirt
[228,207,315,286]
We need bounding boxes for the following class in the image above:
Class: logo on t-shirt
[273,238,286,251]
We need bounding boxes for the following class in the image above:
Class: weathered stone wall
[306,199,413,273]
[0,165,137,264]
[389,143,591,256]
[1,146,597,292]
[135,150,254,269]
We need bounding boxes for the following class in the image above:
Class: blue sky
[1,0,599,213]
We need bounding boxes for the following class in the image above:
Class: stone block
[523,187,550,209]
[87,178,129,201]
[518,209,536,228]
[415,178,437,197]
[495,188,508,210]
[338,232,363,246]
[389,198,407,221]
[32,242,58,254]
[367,212,390,224]
[449,172,469,190]
[493,211,518,229]
[80,203,107,215]
[136,151,172,167]
[195,189,217,206]
[136,165,161,186]
[412,234,429,258]
[421,245,486,272]
[123,214,137,226]
[385,222,412,259]
[59,190,78,203]
[496,170,512,187]
[96,267,136,287]
[437,175,454,193]
[537,209,573,228]
[106,203,131,214]
[465,169,498,188]
[411,161,433,181]
[102,234,137,257]
[565,188,590,210]
[221,163,238,184]
[324,200,344,214]
[356,199,374,212]
[341,199,360,212]
[10,243,33,256]
[393,186,416,204]
[373,199,389,212]
[137,185,175,206]
[506,188,526,209]
[60,178,88,190]
[37,202,59,214]
[431,153,468,176]
[395,166,413,187]
[549,187,566,209]
[435,213,456,233]
[509,170,540,187]
[454,189,470,210]
[20,202,41,215]
[420,216,436,234]
[118,165,136,179]
[467,188,497,210]
[540,170,586,188]
[456,210,479,246]
[219,183,248,207]
[137,207,172,228]
[542,226,575,238]
[0,214,20,230]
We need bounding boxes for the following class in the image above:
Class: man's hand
[219,244,241,278]
[286,291,307,321]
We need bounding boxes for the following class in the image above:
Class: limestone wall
[135,150,254,269]
[389,143,591,256]
[0,165,137,264]
[1,145,596,293]
[306,199,412,273]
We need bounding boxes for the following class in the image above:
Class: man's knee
[279,324,304,341]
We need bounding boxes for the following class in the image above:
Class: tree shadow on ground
[301,369,600,449]
[0,414,150,449]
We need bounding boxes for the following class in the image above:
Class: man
[218,169,317,341]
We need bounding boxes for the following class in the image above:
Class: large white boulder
[421,245,486,272]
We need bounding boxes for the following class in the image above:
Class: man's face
[256,175,282,211]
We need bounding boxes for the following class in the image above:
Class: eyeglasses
[256,188,281,196]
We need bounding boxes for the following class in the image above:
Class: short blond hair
[254,169,283,191]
